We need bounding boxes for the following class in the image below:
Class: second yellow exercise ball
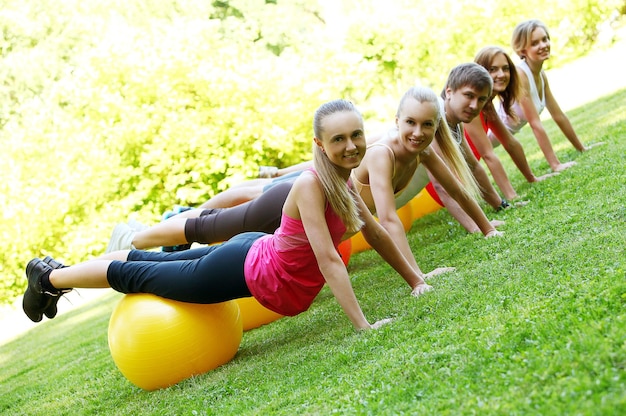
[235,296,283,331]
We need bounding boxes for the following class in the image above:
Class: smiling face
[314,110,366,175]
[524,27,551,62]
[487,52,511,94]
[444,84,491,125]
[396,97,438,154]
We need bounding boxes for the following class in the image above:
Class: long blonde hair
[312,99,364,233]
[434,117,481,201]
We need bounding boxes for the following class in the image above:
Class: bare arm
[517,67,571,171]
[422,150,500,237]
[290,173,376,330]
[483,105,550,182]
[363,146,425,280]
[454,135,503,210]
[464,115,518,200]
[357,192,431,296]
[543,75,586,152]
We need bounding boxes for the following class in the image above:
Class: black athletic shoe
[41,256,71,319]
[23,258,53,322]
[43,255,66,270]
[23,258,71,322]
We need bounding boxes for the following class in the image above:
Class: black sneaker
[23,258,54,322]
[23,258,71,322]
[161,205,193,252]
[43,255,66,270]
[42,256,71,319]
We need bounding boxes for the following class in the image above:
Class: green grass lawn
[1,87,625,415]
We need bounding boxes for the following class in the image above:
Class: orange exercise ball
[338,239,352,266]
[108,294,242,391]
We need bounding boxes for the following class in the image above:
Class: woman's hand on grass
[485,229,504,238]
[582,142,606,151]
[369,318,394,329]
[490,219,505,228]
[534,172,560,181]
[424,267,455,280]
[410,283,433,297]
[553,161,577,172]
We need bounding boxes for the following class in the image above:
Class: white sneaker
[106,223,136,253]
[258,166,278,178]
[127,219,149,232]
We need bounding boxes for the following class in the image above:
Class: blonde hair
[312,99,364,233]
[397,85,442,125]
[511,19,551,60]
[399,86,480,201]
[434,113,481,201]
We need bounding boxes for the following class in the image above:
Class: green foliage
[0,0,624,303]
[344,0,625,90]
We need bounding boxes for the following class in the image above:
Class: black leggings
[107,233,265,303]
[185,179,294,245]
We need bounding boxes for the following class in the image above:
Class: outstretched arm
[517,67,573,171]
[365,146,424,277]
[464,116,518,200]
[357,192,432,296]
[483,105,555,182]
[422,150,501,237]
[291,173,385,330]
[543,76,587,152]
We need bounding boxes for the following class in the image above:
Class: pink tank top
[244,201,347,316]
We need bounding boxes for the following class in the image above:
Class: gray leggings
[185,179,295,245]
[107,233,265,303]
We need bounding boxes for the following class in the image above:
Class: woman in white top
[500,19,601,172]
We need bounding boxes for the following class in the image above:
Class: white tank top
[500,60,546,134]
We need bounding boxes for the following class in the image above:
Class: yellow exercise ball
[235,297,283,331]
[350,205,414,254]
[108,293,242,391]
[410,188,443,220]
[397,203,414,231]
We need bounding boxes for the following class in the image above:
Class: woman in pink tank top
[24,99,431,332]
